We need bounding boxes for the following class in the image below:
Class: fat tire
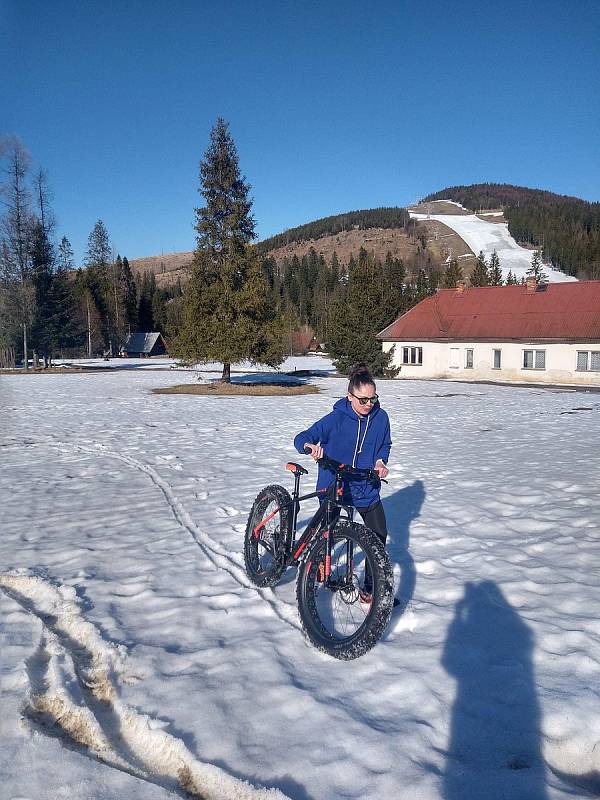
[244,484,291,587]
[296,521,394,660]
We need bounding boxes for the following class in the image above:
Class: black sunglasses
[350,392,379,406]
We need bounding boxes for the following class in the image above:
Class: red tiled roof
[377,281,600,342]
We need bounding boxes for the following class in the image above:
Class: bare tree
[0,136,36,367]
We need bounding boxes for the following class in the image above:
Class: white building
[377,279,600,387]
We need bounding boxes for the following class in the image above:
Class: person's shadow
[442,581,548,799]
[382,479,425,613]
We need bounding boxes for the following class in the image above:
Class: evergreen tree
[57,236,74,271]
[327,251,399,377]
[487,250,503,285]
[137,271,156,330]
[85,220,111,269]
[84,219,112,349]
[121,256,138,333]
[443,258,463,288]
[174,118,284,380]
[470,251,489,286]
[382,251,406,321]
[506,269,518,285]
[414,268,431,302]
[526,250,548,283]
[47,257,79,357]
[30,219,55,361]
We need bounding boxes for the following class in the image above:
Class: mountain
[127,185,599,286]
[128,207,438,286]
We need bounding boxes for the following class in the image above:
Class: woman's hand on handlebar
[304,443,324,461]
[375,459,389,480]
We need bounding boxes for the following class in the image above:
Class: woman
[294,363,392,602]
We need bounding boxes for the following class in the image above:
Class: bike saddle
[285,462,308,475]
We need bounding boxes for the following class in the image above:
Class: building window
[493,349,502,369]
[523,349,546,370]
[402,346,422,365]
[449,348,459,368]
[465,349,474,369]
[577,351,600,371]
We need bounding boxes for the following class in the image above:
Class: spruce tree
[121,256,138,334]
[443,258,463,288]
[175,118,284,380]
[57,236,74,271]
[327,251,398,377]
[526,250,548,283]
[84,219,112,349]
[487,250,503,285]
[470,251,489,286]
[30,219,55,362]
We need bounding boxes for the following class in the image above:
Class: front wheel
[244,484,291,587]
[296,521,394,660]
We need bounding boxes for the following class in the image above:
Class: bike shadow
[382,479,425,614]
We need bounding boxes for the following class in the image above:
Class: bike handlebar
[317,454,385,484]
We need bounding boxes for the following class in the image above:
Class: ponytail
[347,362,375,393]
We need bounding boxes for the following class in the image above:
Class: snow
[409,211,577,283]
[52,355,337,374]
[2,357,600,799]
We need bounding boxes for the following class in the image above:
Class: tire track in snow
[17,436,301,634]
[0,571,289,800]
[58,439,302,634]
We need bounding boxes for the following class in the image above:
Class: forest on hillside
[257,207,414,253]
[424,183,600,278]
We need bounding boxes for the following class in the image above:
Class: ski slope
[410,207,577,283]
[1,357,600,799]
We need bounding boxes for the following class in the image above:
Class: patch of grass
[153,382,319,397]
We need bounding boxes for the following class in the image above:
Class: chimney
[526,276,537,293]
[455,280,466,293]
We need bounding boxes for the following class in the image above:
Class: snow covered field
[2,357,600,799]
[409,209,577,284]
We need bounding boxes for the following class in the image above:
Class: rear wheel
[296,521,394,660]
[244,485,291,587]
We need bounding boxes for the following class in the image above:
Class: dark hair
[347,362,376,393]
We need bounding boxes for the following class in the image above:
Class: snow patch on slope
[409,209,577,283]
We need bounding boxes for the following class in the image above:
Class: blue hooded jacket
[294,398,392,508]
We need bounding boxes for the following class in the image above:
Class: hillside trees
[175,118,284,381]
[256,207,410,254]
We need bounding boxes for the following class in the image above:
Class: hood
[333,397,381,421]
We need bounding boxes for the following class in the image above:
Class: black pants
[357,501,388,591]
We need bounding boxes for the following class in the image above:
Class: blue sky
[2,0,599,264]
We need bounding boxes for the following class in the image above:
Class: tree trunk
[23,323,28,370]
[87,297,92,357]
[221,362,231,383]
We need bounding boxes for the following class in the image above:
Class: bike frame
[252,461,364,585]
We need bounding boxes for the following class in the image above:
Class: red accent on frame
[253,507,279,539]
[325,554,331,578]
[294,541,307,559]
